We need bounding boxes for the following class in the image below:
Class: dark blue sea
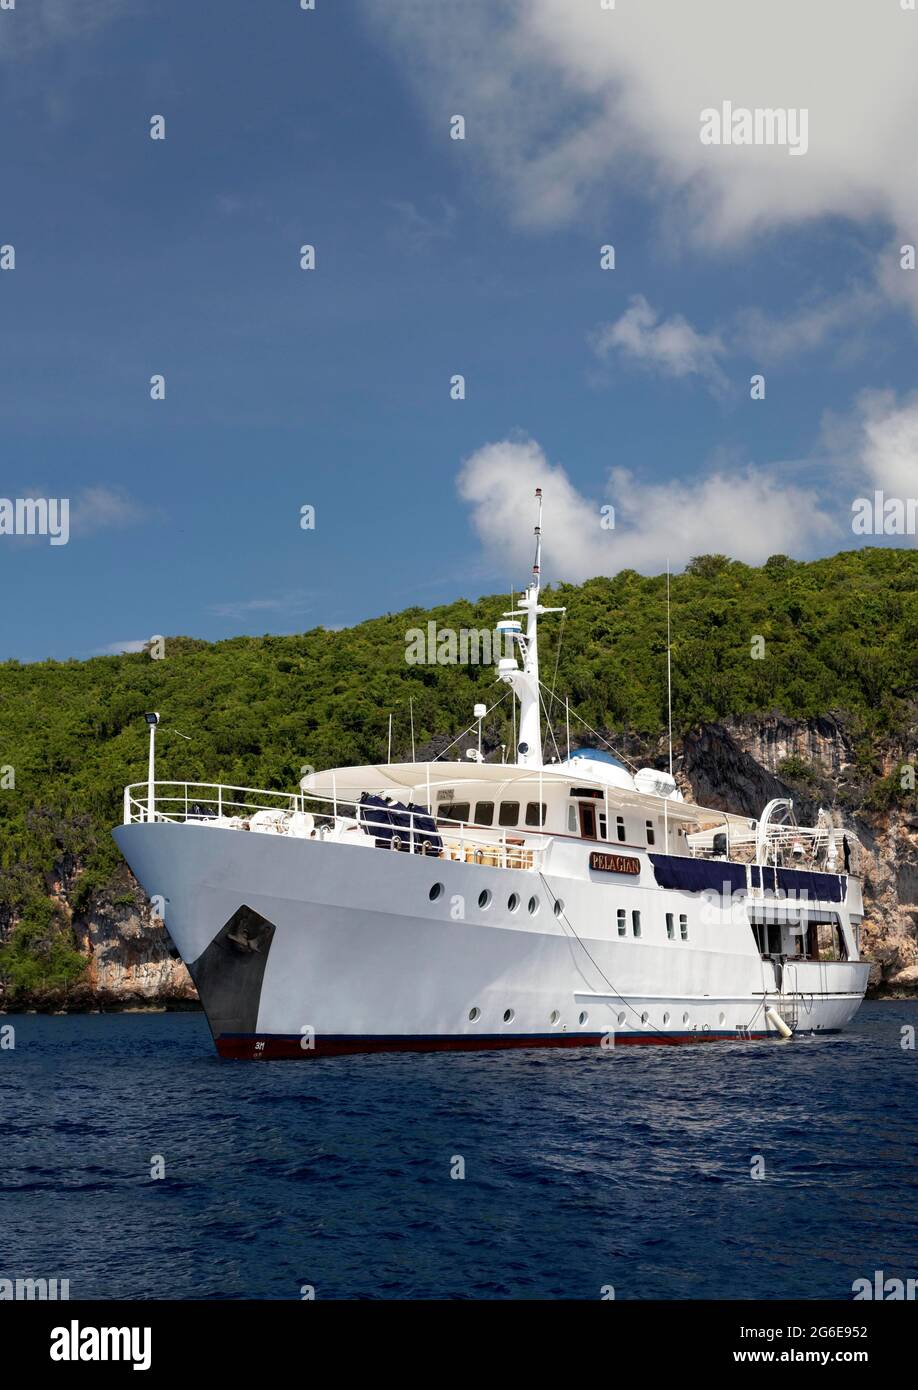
[2,1003,917,1301]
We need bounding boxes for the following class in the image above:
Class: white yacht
[113,493,870,1058]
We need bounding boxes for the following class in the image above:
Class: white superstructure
[113,493,869,1058]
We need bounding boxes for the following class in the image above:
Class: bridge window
[616,816,626,843]
[525,801,546,827]
[680,914,688,941]
[440,802,470,823]
[645,819,655,846]
[598,813,607,839]
[632,910,641,939]
[617,908,626,937]
[498,801,520,827]
[474,800,495,826]
[666,913,675,940]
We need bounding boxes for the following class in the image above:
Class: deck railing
[122,782,543,871]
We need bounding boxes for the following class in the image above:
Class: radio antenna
[666,560,673,778]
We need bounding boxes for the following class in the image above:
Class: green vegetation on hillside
[0,547,915,993]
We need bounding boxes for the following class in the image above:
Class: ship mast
[497,489,564,768]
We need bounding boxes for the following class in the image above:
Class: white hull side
[113,823,869,1058]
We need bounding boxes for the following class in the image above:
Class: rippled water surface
[2,1004,916,1299]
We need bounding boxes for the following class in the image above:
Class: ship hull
[113,823,869,1059]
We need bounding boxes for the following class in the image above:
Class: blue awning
[776,867,846,903]
[649,854,748,895]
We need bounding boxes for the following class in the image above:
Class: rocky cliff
[680,715,918,995]
[9,715,916,1009]
[69,865,198,1009]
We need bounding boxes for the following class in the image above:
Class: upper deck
[122,763,861,907]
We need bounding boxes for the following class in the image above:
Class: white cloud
[457,437,839,580]
[853,391,918,504]
[69,486,145,536]
[96,640,149,655]
[386,197,457,251]
[592,280,888,385]
[366,0,918,248]
[731,284,881,363]
[0,0,130,59]
[592,296,726,390]
[457,438,604,580]
[209,591,315,621]
[605,465,838,572]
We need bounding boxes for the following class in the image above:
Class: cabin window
[666,913,675,940]
[616,816,626,843]
[474,801,495,826]
[525,801,546,827]
[598,813,607,839]
[617,908,626,938]
[439,802,470,823]
[498,801,520,827]
[632,910,641,939]
[645,819,655,847]
[679,913,688,941]
[568,805,577,833]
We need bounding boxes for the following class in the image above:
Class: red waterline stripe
[215,1030,773,1060]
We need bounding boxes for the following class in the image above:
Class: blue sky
[1,0,916,662]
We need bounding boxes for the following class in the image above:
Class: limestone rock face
[854,808,918,994]
[680,717,917,995]
[72,892,197,1006]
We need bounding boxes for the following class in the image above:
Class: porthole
[527,895,539,916]
[718,1012,726,1026]
[478,889,492,910]
[468,1007,481,1022]
[550,1010,561,1025]
[503,1008,515,1023]
[579,1011,589,1026]
[682,1012,690,1025]
[553,899,564,917]
[429,882,444,902]
[617,1011,626,1026]
[663,1011,670,1026]
[640,1011,649,1025]
[507,893,520,913]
